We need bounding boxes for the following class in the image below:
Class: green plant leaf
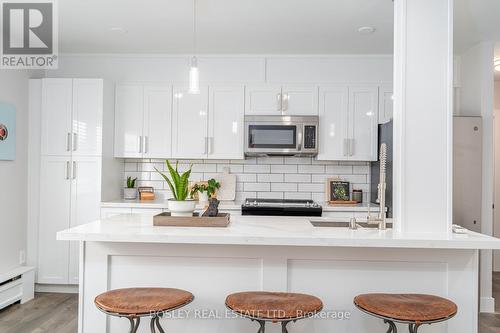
[154,167,177,200]
[177,166,192,200]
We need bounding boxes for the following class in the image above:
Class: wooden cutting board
[153,212,230,227]
[214,168,236,201]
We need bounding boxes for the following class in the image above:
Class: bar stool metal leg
[155,316,166,333]
[256,319,266,333]
[384,320,397,333]
[408,323,420,333]
[150,316,156,333]
[128,317,140,333]
[281,320,291,333]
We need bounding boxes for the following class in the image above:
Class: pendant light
[189,0,200,94]
[495,58,500,72]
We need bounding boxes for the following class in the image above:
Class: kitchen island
[57,214,500,333]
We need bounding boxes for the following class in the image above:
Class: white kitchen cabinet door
[68,156,102,284]
[245,85,282,115]
[41,79,73,156]
[143,86,172,159]
[72,79,103,156]
[349,86,379,161]
[37,156,72,284]
[378,84,393,124]
[114,85,144,158]
[208,86,245,159]
[172,87,209,159]
[317,86,349,161]
[281,85,318,115]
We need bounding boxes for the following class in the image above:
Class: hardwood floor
[3,285,500,332]
[0,293,78,333]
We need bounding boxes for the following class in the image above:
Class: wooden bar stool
[354,293,457,332]
[95,287,194,333]
[225,291,323,332]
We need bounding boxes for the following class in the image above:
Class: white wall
[0,70,30,275]
[458,42,495,312]
[494,81,500,272]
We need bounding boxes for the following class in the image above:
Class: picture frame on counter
[326,178,351,202]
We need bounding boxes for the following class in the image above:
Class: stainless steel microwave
[244,115,319,156]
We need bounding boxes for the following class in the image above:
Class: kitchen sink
[310,221,393,229]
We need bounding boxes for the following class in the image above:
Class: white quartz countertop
[57,213,500,250]
[101,199,380,212]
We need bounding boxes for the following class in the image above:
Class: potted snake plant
[155,161,195,216]
[124,176,138,200]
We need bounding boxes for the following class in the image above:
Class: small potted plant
[190,179,221,203]
[155,161,195,217]
[124,177,138,200]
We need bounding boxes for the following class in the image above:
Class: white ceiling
[58,0,500,55]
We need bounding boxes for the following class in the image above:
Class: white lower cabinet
[317,85,378,161]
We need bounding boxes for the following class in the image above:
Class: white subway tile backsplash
[121,156,371,203]
[270,164,297,174]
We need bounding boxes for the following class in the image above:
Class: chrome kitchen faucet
[367,143,388,230]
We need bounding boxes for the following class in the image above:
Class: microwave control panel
[303,126,316,149]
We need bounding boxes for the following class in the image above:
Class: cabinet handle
[283,93,289,111]
[66,133,71,151]
[208,137,214,155]
[349,139,355,156]
[343,139,348,156]
[204,137,208,155]
[72,133,78,151]
[144,136,148,154]
[73,161,77,179]
[139,136,143,153]
[66,161,71,179]
[276,93,282,111]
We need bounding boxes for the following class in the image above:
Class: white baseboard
[480,296,496,313]
[35,284,79,294]
[0,266,35,310]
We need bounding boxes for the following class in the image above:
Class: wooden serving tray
[153,212,230,227]
[328,200,359,205]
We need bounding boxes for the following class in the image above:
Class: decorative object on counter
[138,186,155,201]
[214,167,236,200]
[352,189,363,203]
[155,160,195,216]
[0,103,16,160]
[203,198,220,217]
[124,176,138,200]
[153,212,230,227]
[190,179,220,203]
[327,178,352,204]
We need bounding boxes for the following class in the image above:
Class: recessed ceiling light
[110,27,127,34]
[358,26,376,34]
[495,59,500,72]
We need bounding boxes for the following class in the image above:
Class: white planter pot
[198,191,209,203]
[168,199,196,217]
[123,188,137,200]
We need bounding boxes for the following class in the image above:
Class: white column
[393,0,454,235]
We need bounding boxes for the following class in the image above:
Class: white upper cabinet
[349,86,379,161]
[245,85,282,115]
[172,87,209,159]
[114,85,144,158]
[317,85,378,161]
[317,86,349,160]
[208,86,245,159]
[72,79,103,156]
[114,84,173,159]
[281,85,318,115]
[378,84,393,124]
[41,79,73,156]
[143,86,173,159]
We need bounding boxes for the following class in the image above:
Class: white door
[37,156,72,284]
[281,86,318,115]
[114,85,144,158]
[143,86,172,159]
[72,79,103,156]
[348,86,379,161]
[172,87,209,159]
[378,84,393,124]
[68,156,102,284]
[317,86,349,161]
[245,85,282,115]
[208,86,245,159]
[41,79,73,156]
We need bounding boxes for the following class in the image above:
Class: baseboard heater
[0,266,35,310]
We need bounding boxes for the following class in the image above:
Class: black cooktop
[241,198,322,217]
